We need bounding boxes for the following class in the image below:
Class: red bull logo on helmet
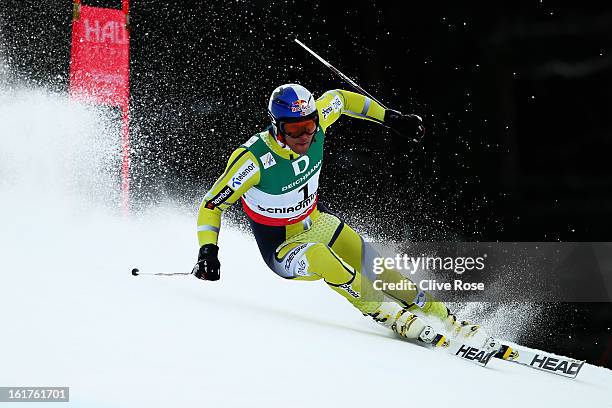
[291,99,310,115]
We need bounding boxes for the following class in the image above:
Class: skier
[193,84,483,346]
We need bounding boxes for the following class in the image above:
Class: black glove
[384,109,425,142]
[192,244,220,281]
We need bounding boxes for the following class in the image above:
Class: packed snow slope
[1,86,610,408]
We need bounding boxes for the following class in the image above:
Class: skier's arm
[196,147,261,246]
[316,89,386,131]
[316,89,425,140]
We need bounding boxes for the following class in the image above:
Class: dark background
[1,0,610,367]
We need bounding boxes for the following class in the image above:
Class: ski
[422,332,499,367]
[445,336,500,367]
[494,344,586,378]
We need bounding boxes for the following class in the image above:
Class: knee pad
[273,242,317,279]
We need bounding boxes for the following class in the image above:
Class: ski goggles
[280,118,318,138]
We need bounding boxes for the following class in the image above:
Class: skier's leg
[248,210,444,343]
[275,241,380,313]
[323,220,449,318]
[275,240,436,342]
[322,220,484,340]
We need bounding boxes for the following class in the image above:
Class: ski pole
[130,268,191,277]
[294,38,388,109]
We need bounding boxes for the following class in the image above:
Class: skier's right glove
[192,244,220,281]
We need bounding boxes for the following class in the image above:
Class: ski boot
[369,302,448,348]
[443,309,490,347]
[410,299,489,346]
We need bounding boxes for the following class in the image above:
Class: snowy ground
[1,86,611,408]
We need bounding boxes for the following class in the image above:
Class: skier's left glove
[192,244,220,281]
[384,109,425,142]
